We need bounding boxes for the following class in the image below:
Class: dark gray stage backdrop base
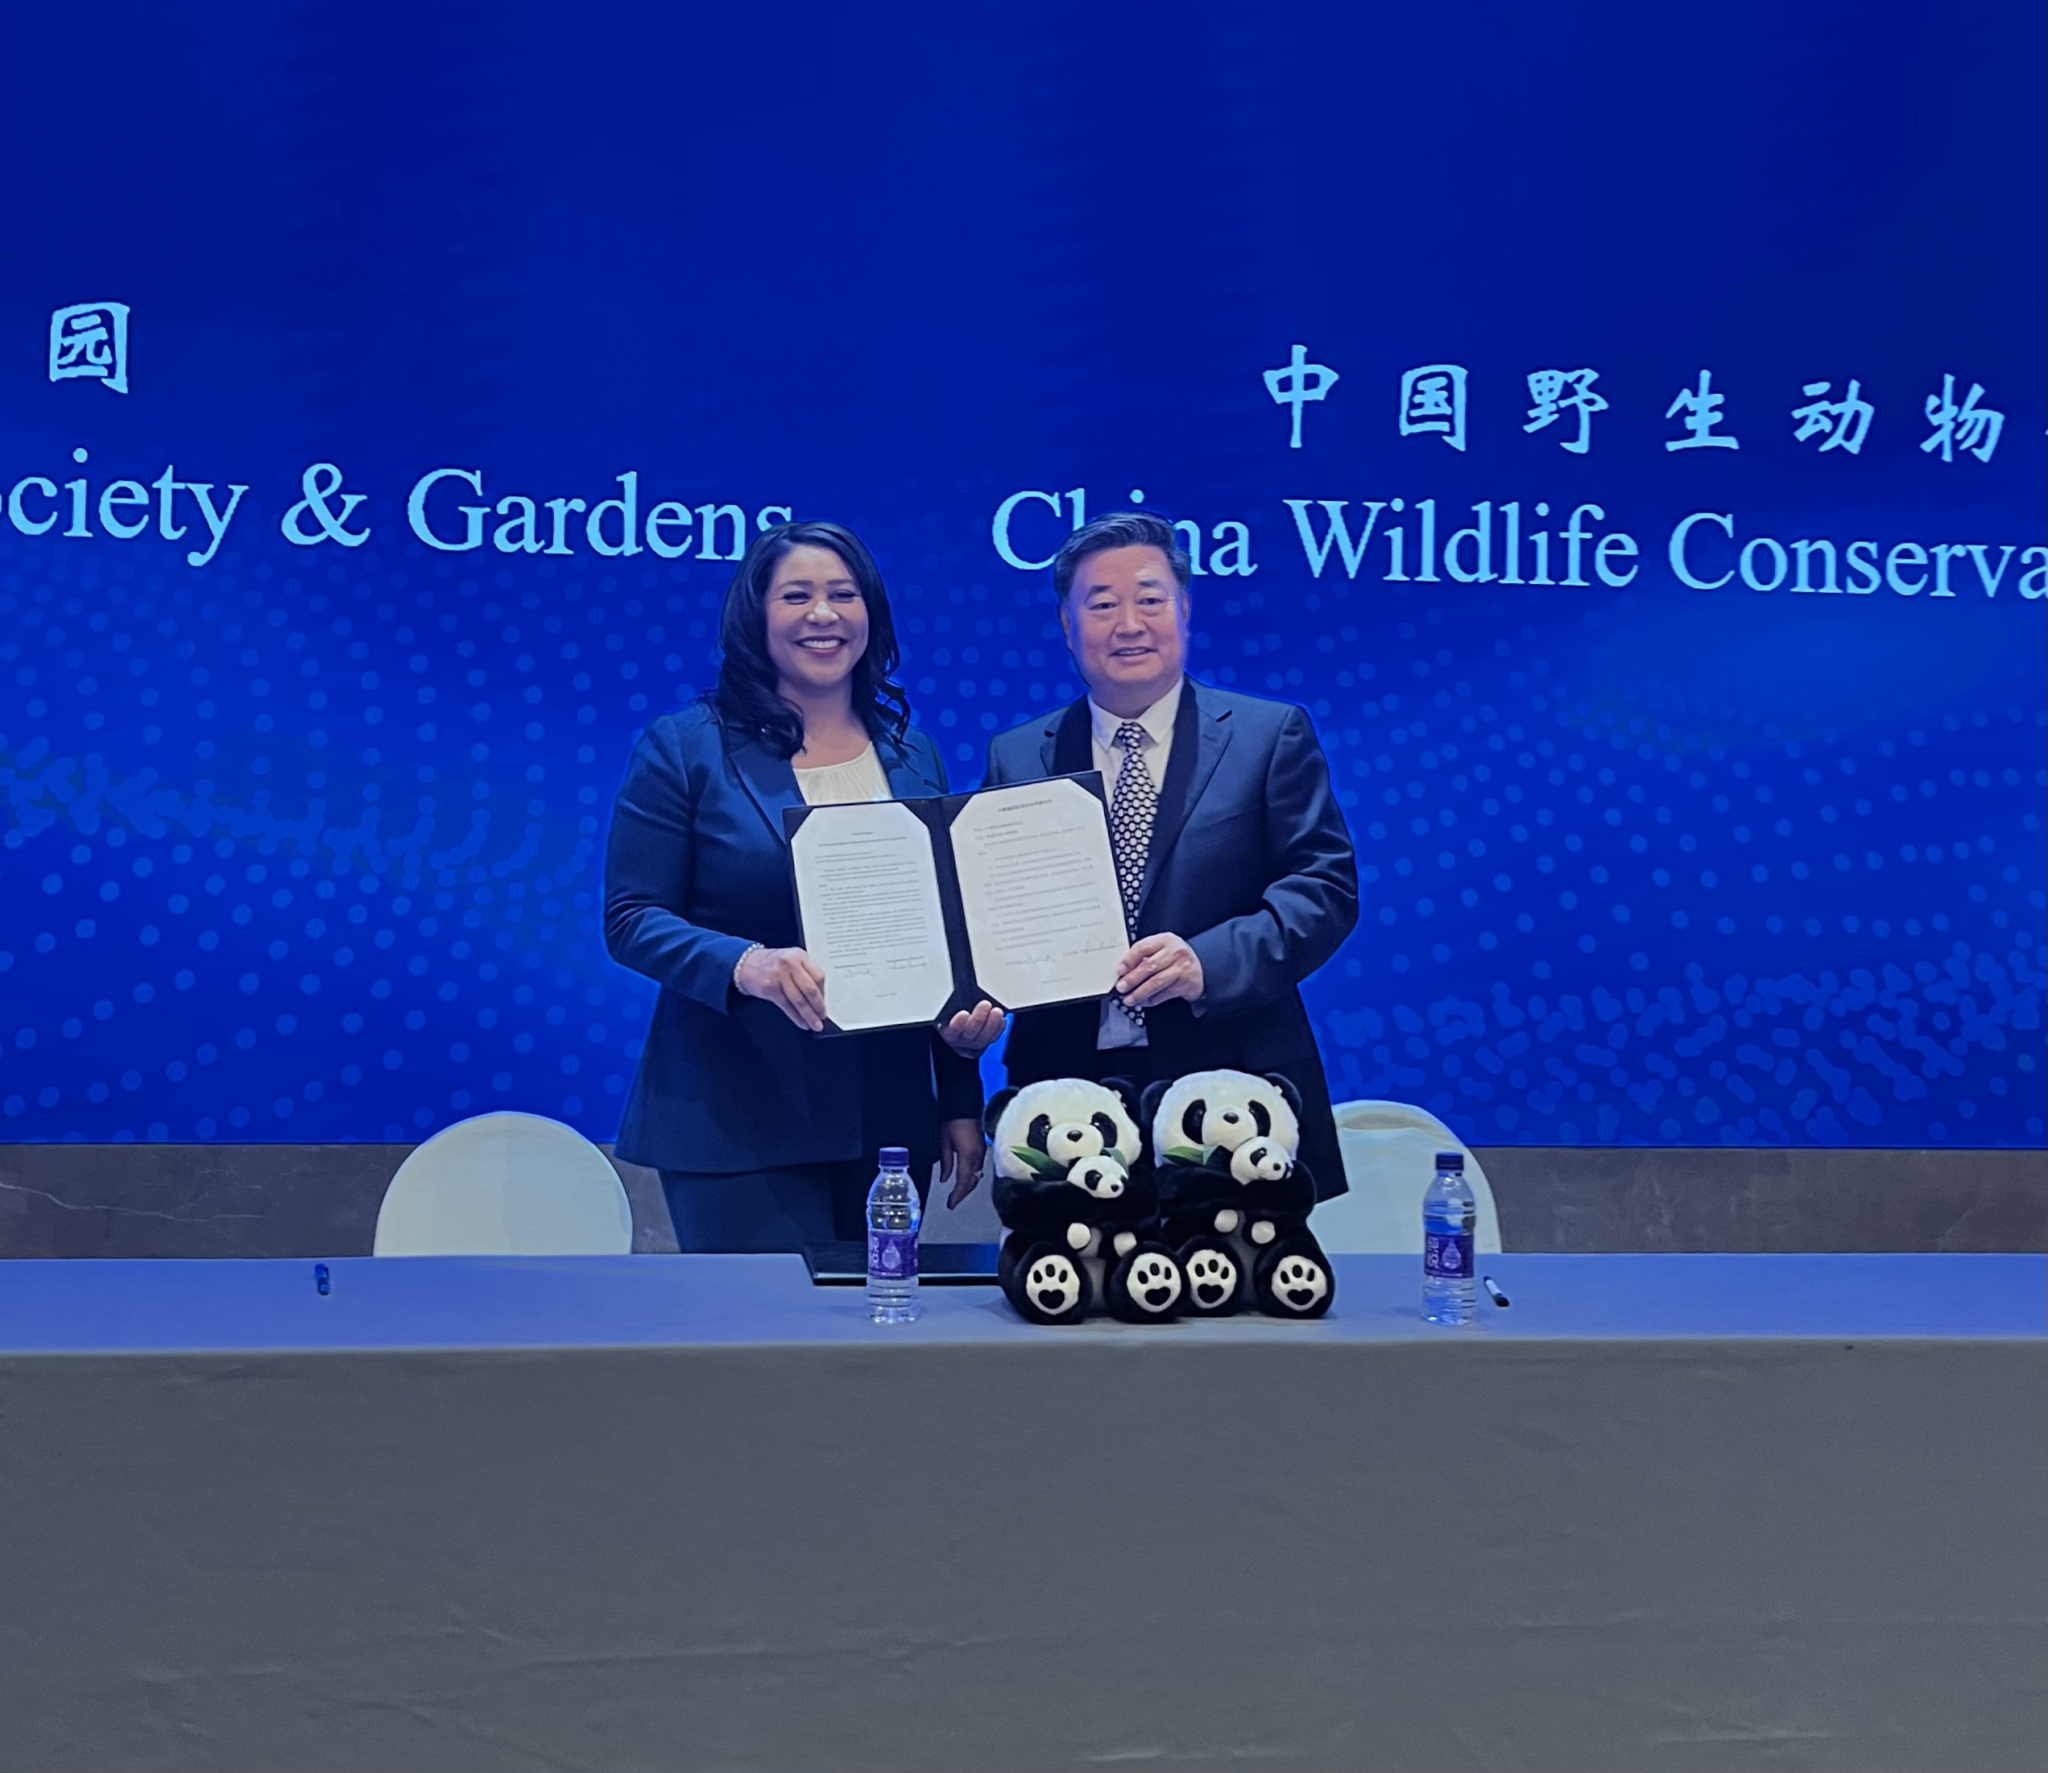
[0,1143,2041,1257]
[0,1336,2039,1773]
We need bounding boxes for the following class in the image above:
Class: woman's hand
[939,1117,987,1208]
[940,999,1008,1057]
[735,946,828,1031]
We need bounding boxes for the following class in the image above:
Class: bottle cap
[1435,1150,1464,1170]
[879,1146,910,1168]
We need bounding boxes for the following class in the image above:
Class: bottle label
[1423,1230,1474,1280]
[868,1229,918,1283]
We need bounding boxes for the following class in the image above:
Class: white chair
[1311,1099,1504,1255]
[373,1111,634,1255]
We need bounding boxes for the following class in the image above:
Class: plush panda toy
[1141,1069,1336,1319]
[985,1077,1186,1326]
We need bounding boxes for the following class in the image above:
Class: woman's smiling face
[763,543,869,696]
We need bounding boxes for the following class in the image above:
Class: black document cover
[782,770,1122,1036]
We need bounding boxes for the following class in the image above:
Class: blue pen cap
[1435,1150,1464,1171]
[879,1146,910,1169]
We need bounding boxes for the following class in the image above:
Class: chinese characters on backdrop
[1265,346,2006,464]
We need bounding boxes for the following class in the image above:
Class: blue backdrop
[1,0,2041,1149]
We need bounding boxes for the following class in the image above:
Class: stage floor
[1,1254,2041,1772]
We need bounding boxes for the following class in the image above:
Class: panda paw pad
[1125,1252,1181,1314]
[1025,1255,1082,1315]
[1185,1249,1238,1309]
[1271,1254,1329,1312]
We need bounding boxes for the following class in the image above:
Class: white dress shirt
[1089,677,1182,1049]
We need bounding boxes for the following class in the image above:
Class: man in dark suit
[974,511,1359,1197]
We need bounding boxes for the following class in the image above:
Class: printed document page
[949,777,1125,1010]
[790,801,954,1031]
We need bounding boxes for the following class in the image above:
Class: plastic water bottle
[866,1145,921,1324]
[1422,1150,1476,1325]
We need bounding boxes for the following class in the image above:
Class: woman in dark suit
[604,521,1001,1252]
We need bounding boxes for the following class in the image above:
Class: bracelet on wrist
[733,942,765,989]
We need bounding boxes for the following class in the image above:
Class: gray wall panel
[4,1143,2041,1258]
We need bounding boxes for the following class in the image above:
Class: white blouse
[793,743,891,805]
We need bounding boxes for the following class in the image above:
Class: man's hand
[1116,932,1204,1011]
[735,946,827,1031]
[940,1117,987,1208]
[940,999,1008,1057]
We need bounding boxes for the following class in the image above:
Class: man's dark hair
[709,520,910,759]
[1052,510,1192,601]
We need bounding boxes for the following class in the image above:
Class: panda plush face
[1228,1137,1292,1184]
[1065,1154,1128,1199]
[1152,1069,1301,1174]
[990,1078,1142,1184]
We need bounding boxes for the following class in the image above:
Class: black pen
[1481,1274,1509,1308]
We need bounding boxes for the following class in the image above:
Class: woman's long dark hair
[710,521,912,759]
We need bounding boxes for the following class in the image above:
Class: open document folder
[783,771,1126,1034]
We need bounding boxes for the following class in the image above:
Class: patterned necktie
[1109,721,1159,1026]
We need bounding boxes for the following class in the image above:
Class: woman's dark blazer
[604,703,982,1177]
